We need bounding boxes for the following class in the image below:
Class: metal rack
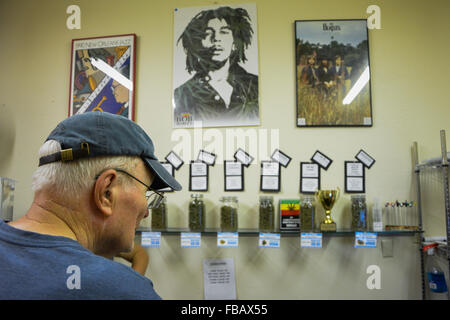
[413,130,450,300]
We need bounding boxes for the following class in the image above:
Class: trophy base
[320,222,336,232]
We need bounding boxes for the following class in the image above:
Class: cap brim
[144,158,182,191]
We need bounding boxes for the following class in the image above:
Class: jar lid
[351,194,366,199]
[191,193,203,198]
[259,195,274,201]
[220,196,238,202]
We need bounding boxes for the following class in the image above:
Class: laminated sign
[279,199,300,231]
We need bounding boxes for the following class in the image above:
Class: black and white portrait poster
[173,3,260,128]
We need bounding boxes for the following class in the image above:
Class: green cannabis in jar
[189,194,205,231]
[220,196,238,232]
[259,196,275,232]
[151,198,167,230]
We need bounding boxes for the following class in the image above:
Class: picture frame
[69,34,136,120]
[311,150,333,170]
[344,161,365,193]
[271,149,292,168]
[260,161,281,192]
[300,162,321,194]
[189,161,209,191]
[233,148,254,167]
[172,4,260,128]
[295,19,372,127]
[224,160,244,191]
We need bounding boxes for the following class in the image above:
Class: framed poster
[173,4,260,128]
[295,20,372,127]
[69,34,136,120]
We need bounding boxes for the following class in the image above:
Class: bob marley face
[201,18,235,64]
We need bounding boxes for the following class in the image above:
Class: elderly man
[0,112,181,299]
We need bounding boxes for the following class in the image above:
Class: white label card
[346,177,364,192]
[141,232,161,247]
[198,150,216,166]
[191,162,207,176]
[346,162,364,177]
[302,163,319,178]
[354,232,377,248]
[234,148,254,166]
[191,176,207,191]
[225,161,242,176]
[165,151,183,170]
[225,176,242,190]
[258,233,281,248]
[301,178,319,193]
[262,162,279,176]
[301,233,323,248]
[261,176,279,191]
[181,233,201,248]
[217,232,239,247]
[356,150,375,169]
[312,151,332,170]
[271,149,291,167]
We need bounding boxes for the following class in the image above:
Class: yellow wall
[0,0,449,299]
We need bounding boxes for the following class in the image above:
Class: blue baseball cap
[38,112,182,191]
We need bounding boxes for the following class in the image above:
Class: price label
[217,232,239,248]
[300,233,322,248]
[354,232,377,248]
[258,233,281,248]
[181,233,201,248]
[141,232,161,247]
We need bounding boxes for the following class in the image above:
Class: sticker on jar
[217,232,239,247]
[258,233,280,248]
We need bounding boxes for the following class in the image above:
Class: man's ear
[93,169,118,217]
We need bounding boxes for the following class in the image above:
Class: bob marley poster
[172,4,260,128]
[295,20,373,127]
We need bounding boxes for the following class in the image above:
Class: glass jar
[300,196,316,232]
[259,196,275,232]
[351,194,367,231]
[220,196,238,232]
[151,197,167,230]
[189,193,205,231]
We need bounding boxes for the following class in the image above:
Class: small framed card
[165,151,184,170]
[300,162,321,194]
[224,160,244,191]
[261,161,280,176]
[345,161,365,193]
[157,162,175,193]
[197,150,217,166]
[271,149,292,168]
[190,161,208,176]
[181,232,201,248]
[311,150,333,170]
[354,232,377,248]
[189,161,209,191]
[225,176,243,191]
[355,149,376,169]
[224,160,243,176]
[233,148,254,167]
[141,232,161,248]
[260,175,280,192]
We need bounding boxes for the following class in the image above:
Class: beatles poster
[295,20,372,127]
[173,4,260,128]
[69,34,136,120]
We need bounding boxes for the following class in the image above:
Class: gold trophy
[316,187,340,232]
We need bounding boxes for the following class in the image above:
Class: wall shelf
[136,227,421,237]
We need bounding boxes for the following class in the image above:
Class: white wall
[0,0,449,299]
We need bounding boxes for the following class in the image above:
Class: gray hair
[32,140,141,199]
